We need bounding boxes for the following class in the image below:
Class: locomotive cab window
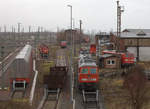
[90,68,96,74]
[81,68,88,74]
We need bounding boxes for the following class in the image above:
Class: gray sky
[0,0,150,32]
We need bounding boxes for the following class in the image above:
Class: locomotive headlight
[82,78,88,81]
[91,78,97,81]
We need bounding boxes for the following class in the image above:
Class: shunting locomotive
[78,56,99,90]
[78,49,99,108]
[39,44,49,59]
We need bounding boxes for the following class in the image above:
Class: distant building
[95,32,113,55]
[110,29,150,61]
[65,29,81,44]
[57,29,90,45]
[95,32,110,45]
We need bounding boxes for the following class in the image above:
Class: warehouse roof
[123,29,150,33]
[113,32,150,38]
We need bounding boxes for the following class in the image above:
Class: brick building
[98,54,121,69]
[57,29,82,44]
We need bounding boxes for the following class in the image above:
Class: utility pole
[4,25,6,33]
[67,4,73,102]
[79,20,82,48]
[18,23,21,41]
[117,0,124,51]
[12,26,14,33]
[29,26,31,33]
[11,26,14,40]
[29,26,31,37]
[18,23,21,33]
[14,27,16,40]
[72,18,75,56]
[35,26,40,59]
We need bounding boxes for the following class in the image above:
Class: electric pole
[67,4,73,102]
[29,26,31,33]
[79,20,82,48]
[72,18,75,56]
[18,23,21,33]
[117,0,124,51]
[18,23,21,41]
[12,26,14,33]
[4,25,6,33]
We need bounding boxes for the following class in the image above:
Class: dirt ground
[100,75,150,109]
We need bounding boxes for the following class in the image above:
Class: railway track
[37,88,60,109]
[74,88,106,109]
[10,90,26,99]
[38,48,70,109]
[0,47,22,77]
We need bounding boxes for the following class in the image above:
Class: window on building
[107,60,110,64]
[107,60,115,65]
[112,60,115,64]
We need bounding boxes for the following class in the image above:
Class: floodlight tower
[117,0,124,51]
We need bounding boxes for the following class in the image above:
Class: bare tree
[123,65,148,109]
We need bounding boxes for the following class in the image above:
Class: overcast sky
[0,0,150,32]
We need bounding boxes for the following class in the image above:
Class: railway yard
[1,31,150,109]
[0,35,150,109]
[2,0,150,108]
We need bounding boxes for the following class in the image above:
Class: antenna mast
[117,0,124,51]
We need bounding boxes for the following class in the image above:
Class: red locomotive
[60,41,67,48]
[39,44,49,58]
[102,50,135,67]
[90,44,96,54]
[78,57,99,90]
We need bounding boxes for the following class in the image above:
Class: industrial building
[110,29,150,61]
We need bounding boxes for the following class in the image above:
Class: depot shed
[98,54,121,69]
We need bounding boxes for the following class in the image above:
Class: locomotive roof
[16,44,32,62]
[79,62,97,68]
[79,57,97,67]
[103,50,134,55]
